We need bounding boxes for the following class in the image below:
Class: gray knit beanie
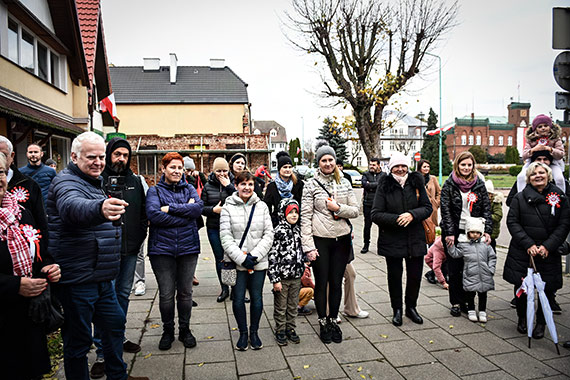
[315,145,336,163]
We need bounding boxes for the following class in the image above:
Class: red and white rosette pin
[538,137,549,146]
[20,225,42,261]
[467,192,478,212]
[546,192,561,216]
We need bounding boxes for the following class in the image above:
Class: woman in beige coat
[301,145,359,345]
[417,159,440,226]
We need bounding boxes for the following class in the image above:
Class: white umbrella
[516,268,535,347]
[532,272,561,355]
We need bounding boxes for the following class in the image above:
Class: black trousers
[514,286,554,324]
[466,291,487,311]
[312,234,352,319]
[363,205,373,245]
[385,256,424,310]
[446,255,466,306]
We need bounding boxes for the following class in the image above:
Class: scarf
[451,171,477,193]
[275,175,293,199]
[0,193,32,277]
[393,173,408,188]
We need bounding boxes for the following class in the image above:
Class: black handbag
[28,284,64,334]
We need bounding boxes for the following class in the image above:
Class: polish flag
[100,93,119,122]
[297,147,301,154]
[426,125,453,136]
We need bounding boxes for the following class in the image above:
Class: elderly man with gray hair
[48,132,148,380]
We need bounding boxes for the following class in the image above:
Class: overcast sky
[100,0,568,142]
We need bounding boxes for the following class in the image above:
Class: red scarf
[0,193,32,277]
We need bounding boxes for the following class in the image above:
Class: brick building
[445,102,570,160]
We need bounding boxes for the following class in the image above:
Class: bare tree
[284,0,458,159]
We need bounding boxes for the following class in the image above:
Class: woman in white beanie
[371,154,432,326]
[301,145,359,344]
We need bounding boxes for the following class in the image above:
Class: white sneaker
[478,311,487,323]
[468,310,478,322]
[134,281,146,296]
[355,310,369,319]
[335,316,342,324]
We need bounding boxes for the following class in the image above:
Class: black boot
[217,287,229,303]
[532,323,545,339]
[159,326,175,350]
[405,307,423,324]
[360,243,369,254]
[517,317,527,334]
[319,318,332,343]
[424,270,437,284]
[392,309,403,326]
[179,328,197,348]
[329,318,342,343]
[250,329,263,350]
[235,331,248,351]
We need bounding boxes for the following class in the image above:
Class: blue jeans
[232,270,266,333]
[55,282,127,380]
[150,254,198,330]
[207,228,228,291]
[94,254,138,357]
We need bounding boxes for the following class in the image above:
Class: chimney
[170,53,178,84]
[210,58,225,69]
[143,58,160,71]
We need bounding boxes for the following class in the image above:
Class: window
[498,136,504,146]
[489,136,494,146]
[507,136,513,146]
[38,43,48,81]
[468,134,474,145]
[21,29,34,74]
[8,19,18,63]
[270,130,277,137]
[4,18,64,89]
[461,134,467,145]
[138,156,155,175]
[476,134,481,146]
[356,156,362,167]
[390,141,396,150]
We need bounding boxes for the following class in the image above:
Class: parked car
[294,165,315,180]
[344,170,362,187]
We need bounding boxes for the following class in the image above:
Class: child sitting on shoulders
[268,199,308,346]
[517,114,565,192]
[448,217,496,323]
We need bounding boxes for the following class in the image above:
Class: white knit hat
[484,180,495,194]
[388,154,409,171]
[465,217,485,235]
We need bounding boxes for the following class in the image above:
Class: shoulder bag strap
[238,203,256,249]
[313,178,352,228]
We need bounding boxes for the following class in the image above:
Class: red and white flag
[297,147,301,154]
[100,93,119,122]
[426,125,453,136]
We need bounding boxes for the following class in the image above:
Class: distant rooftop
[109,66,249,104]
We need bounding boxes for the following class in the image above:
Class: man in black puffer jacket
[48,132,148,380]
[90,137,148,377]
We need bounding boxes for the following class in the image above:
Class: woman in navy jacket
[147,152,203,351]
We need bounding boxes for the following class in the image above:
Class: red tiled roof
[76,0,100,90]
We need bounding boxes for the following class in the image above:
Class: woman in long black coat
[371,155,432,326]
[440,151,492,317]
[505,162,570,338]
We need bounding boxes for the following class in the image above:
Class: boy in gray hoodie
[449,217,496,323]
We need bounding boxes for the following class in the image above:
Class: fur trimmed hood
[525,122,561,141]
[382,171,424,192]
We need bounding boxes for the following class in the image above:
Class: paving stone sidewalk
[67,192,570,379]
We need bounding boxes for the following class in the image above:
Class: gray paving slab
[396,362,460,380]
[406,327,465,352]
[235,345,288,376]
[286,352,346,379]
[185,340,235,364]
[462,371,517,380]
[543,356,570,378]
[239,369,293,380]
[355,323,409,343]
[374,339,435,367]
[327,338,383,364]
[280,332,329,356]
[185,362,238,380]
[486,351,561,379]
[342,360,404,380]
[431,347,498,376]
[431,315,487,335]
[455,331,518,356]
[129,353,184,380]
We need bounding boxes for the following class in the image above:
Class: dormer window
[270,129,277,137]
[253,129,261,135]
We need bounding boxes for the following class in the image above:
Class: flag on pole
[297,147,301,154]
[426,125,453,136]
[100,93,119,122]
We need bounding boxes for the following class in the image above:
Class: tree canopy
[285,0,458,160]
[316,117,348,162]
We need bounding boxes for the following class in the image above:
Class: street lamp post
[425,52,443,185]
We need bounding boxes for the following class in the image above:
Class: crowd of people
[1,113,570,379]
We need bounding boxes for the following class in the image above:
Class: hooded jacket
[300,169,359,253]
[146,176,203,257]
[371,171,433,258]
[267,199,306,283]
[504,183,570,291]
[220,192,274,271]
[47,163,121,284]
[448,235,496,292]
[19,162,55,204]
[264,177,304,227]
[201,171,236,230]
[102,137,148,256]
[522,123,564,161]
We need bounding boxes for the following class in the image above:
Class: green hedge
[509,164,570,177]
